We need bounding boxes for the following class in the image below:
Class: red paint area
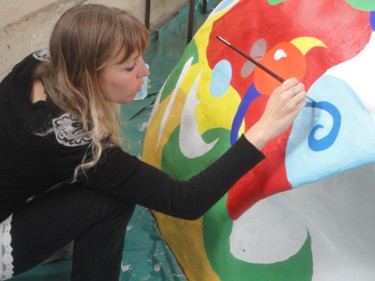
[229,95,293,219]
[205,0,371,220]
[254,42,306,95]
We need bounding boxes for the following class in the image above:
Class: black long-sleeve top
[0,51,265,222]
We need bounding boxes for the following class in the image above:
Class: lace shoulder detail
[52,113,92,147]
[32,49,50,62]
[0,214,14,280]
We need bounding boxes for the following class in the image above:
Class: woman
[0,4,306,281]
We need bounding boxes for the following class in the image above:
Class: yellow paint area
[143,7,235,281]
[192,9,246,137]
[144,65,223,280]
[142,88,187,168]
[196,64,243,134]
[290,36,327,55]
[153,212,221,281]
[194,10,227,64]
[179,63,204,94]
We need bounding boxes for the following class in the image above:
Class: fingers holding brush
[245,78,306,150]
[276,78,307,106]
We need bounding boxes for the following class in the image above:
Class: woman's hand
[245,78,307,150]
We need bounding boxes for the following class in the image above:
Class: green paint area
[267,0,375,10]
[159,41,199,103]
[162,126,230,180]
[162,125,313,280]
[345,0,375,10]
[203,195,314,281]
[267,0,287,5]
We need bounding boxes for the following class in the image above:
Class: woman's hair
[35,4,149,178]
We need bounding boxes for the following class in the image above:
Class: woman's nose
[137,63,150,78]
[143,63,150,76]
[138,57,150,77]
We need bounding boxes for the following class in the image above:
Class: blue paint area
[305,101,341,151]
[286,75,375,188]
[371,11,375,31]
[213,0,237,14]
[210,60,232,97]
[230,84,261,145]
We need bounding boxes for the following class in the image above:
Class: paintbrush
[216,35,315,102]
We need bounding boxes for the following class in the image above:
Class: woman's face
[99,50,150,103]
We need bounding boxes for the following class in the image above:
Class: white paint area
[179,71,219,158]
[155,57,194,150]
[274,49,287,60]
[326,32,375,121]
[229,164,375,281]
[208,0,240,19]
[147,76,167,127]
[230,196,308,263]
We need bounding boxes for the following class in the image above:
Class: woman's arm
[85,136,264,220]
[85,78,306,219]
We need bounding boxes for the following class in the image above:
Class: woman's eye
[125,65,135,71]
[125,62,137,71]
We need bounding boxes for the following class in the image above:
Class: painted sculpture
[143,0,375,280]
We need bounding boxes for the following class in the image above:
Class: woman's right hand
[245,78,307,150]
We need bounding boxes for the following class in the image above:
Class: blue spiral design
[305,101,341,151]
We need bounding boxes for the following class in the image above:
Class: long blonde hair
[36,4,149,178]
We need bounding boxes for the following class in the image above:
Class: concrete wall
[0,0,188,80]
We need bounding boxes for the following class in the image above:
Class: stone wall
[0,0,188,80]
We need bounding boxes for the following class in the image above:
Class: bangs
[113,12,149,65]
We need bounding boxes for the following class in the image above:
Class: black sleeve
[84,135,265,220]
